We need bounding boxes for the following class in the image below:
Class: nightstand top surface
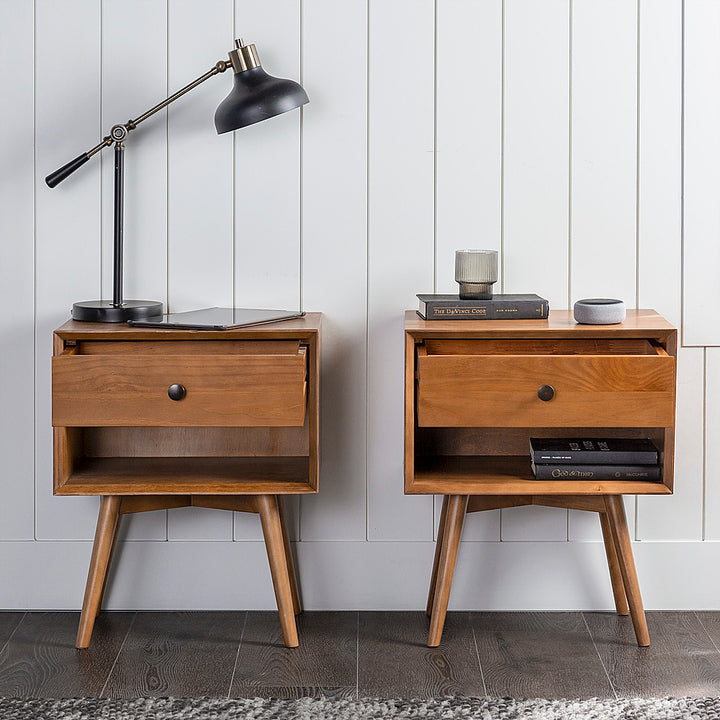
[405,309,675,337]
[55,312,322,340]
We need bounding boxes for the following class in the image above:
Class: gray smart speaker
[573,298,626,325]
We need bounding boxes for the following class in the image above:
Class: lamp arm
[45,59,231,188]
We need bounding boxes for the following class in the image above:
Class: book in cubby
[529,437,662,482]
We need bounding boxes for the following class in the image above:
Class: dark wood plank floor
[0,611,719,699]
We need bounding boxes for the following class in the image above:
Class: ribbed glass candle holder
[455,249,498,299]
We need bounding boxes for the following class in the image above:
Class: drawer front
[53,347,307,427]
[416,352,675,427]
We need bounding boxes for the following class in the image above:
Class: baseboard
[0,539,718,610]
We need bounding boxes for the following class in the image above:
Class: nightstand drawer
[53,341,307,427]
[416,340,674,428]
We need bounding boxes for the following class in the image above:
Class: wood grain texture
[599,512,629,616]
[102,612,245,698]
[257,495,299,647]
[586,611,720,698]
[604,495,649,646]
[411,456,670,497]
[417,354,674,428]
[0,612,134,698]
[2,612,720,698]
[358,612,485,698]
[76,496,122,648]
[0,614,25,649]
[428,496,469,647]
[56,457,313,496]
[52,352,307,428]
[405,310,676,337]
[230,611,357,698]
[82,426,309,459]
[694,612,720,659]
[472,612,612,699]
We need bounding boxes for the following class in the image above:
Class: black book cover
[531,462,661,482]
[417,293,549,320]
[529,437,659,465]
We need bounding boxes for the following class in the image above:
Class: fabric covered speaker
[573,298,626,325]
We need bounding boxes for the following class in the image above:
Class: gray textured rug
[1,696,719,719]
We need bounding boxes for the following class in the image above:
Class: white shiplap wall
[2,0,720,610]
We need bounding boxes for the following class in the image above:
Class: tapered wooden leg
[277,497,301,615]
[604,495,650,646]
[257,494,299,648]
[599,511,629,616]
[96,509,121,618]
[76,496,122,648]
[428,495,469,647]
[427,496,450,617]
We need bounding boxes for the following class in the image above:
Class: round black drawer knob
[168,384,186,401]
[537,384,555,402]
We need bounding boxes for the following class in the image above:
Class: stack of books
[417,293,549,320]
[529,438,662,482]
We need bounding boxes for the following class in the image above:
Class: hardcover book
[531,462,661,482]
[417,293,549,320]
[529,437,659,465]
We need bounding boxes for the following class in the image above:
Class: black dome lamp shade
[215,39,309,133]
[45,38,308,323]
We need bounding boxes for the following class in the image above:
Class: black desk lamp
[46,38,309,323]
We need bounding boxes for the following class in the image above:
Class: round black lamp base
[72,300,164,323]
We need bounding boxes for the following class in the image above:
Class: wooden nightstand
[52,314,320,649]
[404,310,676,647]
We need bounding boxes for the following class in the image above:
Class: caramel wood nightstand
[52,314,320,649]
[404,310,676,648]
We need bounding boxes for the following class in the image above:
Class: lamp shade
[214,66,308,134]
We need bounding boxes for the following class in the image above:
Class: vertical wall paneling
[367,0,435,540]
[502,0,570,308]
[683,0,720,347]
[4,0,720,610]
[167,0,235,541]
[0,1,35,539]
[231,0,303,541]
[101,0,168,542]
[570,0,638,302]
[499,0,571,542]
[435,0,502,541]
[35,0,103,540]
[635,0,699,540]
[638,349,704,540]
[300,0,368,540]
[706,349,720,539]
[567,0,639,542]
[232,1,302,312]
[101,0,169,312]
[435,0,502,295]
[635,0,682,330]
